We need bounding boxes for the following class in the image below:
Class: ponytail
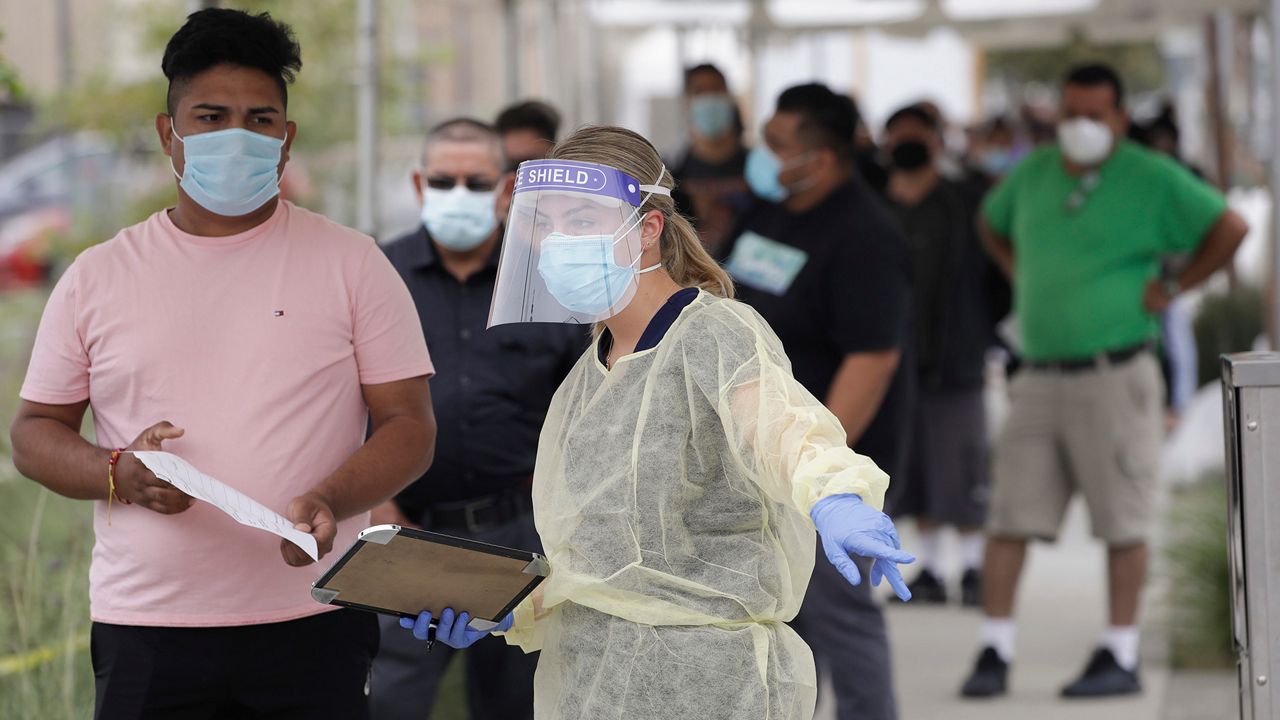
[660,210,734,299]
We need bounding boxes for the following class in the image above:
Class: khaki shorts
[987,352,1163,545]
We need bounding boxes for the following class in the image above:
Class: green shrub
[1165,475,1234,669]
[1194,286,1264,387]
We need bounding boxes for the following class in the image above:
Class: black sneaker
[893,568,946,603]
[960,647,1008,698]
[1060,647,1142,698]
[960,568,982,607]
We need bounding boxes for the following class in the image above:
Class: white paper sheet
[133,451,319,561]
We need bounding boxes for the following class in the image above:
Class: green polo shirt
[983,140,1226,361]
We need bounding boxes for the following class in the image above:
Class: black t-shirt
[886,177,1009,391]
[718,179,914,478]
[891,185,954,374]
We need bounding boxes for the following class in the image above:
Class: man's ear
[411,169,425,205]
[156,113,175,158]
[281,121,298,165]
[1116,109,1131,137]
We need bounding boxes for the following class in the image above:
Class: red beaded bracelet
[107,449,130,523]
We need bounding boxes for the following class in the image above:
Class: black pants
[790,551,897,720]
[369,511,540,720]
[92,609,379,720]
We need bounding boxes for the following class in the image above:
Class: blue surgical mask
[690,94,735,138]
[537,232,660,316]
[170,120,285,217]
[421,185,497,251]
[977,148,1017,176]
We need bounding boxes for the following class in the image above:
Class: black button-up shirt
[382,226,588,510]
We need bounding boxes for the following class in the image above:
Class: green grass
[0,289,96,718]
[0,486,95,718]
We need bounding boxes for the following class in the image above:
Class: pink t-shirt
[21,201,434,627]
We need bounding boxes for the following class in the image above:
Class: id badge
[724,230,809,296]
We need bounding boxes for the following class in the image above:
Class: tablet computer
[311,524,549,631]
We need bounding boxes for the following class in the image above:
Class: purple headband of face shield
[513,158,668,207]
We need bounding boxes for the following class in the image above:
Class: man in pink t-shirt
[10,9,435,719]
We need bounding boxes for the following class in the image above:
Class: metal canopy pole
[502,0,520,103]
[1270,0,1280,346]
[355,0,379,238]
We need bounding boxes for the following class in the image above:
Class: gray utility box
[1223,352,1280,718]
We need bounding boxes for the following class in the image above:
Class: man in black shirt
[881,104,1009,606]
[722,83,913,720]
[671,63,752,253]
[369,118,585,720]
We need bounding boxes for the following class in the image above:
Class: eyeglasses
[424,175,500,192]
[1064,171,1102,214]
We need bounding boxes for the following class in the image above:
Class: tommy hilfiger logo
[273,310,285,317]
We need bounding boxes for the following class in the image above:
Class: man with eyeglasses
[961,62,1247,700]
[368,118,585,720]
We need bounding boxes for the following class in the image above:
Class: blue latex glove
[399,607,515,649]
[811,493,916,601]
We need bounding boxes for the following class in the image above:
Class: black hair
[1148,102,1180,141]
[494,100,561,143]
[1062,62,1125,109]
[885,104,939,135]
[161,8,301,115]
[775,82,858,159]
[683,63,728,92]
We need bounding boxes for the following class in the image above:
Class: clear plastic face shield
[487,159,670,327]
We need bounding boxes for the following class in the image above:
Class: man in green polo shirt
[960,63,1247,700]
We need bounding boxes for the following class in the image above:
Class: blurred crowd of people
[365,58,1245,718]
[10,7,1249,719]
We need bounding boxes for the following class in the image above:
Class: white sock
[918,528,942,577]
[1101,626,1140,671]
[960,532,985,571]
[979,618,1016,663]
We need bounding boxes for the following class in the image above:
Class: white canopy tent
[587,0,1258,48]
[348,0,1277,342]
[504,0,1278,337]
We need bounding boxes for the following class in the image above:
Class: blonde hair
[549,125,735,299]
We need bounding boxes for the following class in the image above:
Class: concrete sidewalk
[817,499,1179,720]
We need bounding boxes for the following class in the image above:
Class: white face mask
[421,185,498,251]
[1057,118,1113,166]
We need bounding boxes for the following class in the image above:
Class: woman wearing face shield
[403,126,914,719]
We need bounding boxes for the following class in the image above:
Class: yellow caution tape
[0,634,90,676]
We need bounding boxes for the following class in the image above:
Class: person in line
[368,117,584,720]
[670,63,752,253]
[1132,105,1205,429]
[961,62,1248,699]
[8,9,436,718]
[402,125,914,719]
[968,116,1027,180]
[495,100,561,171]
[881,103,1009,606]
[721,82,913,720]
